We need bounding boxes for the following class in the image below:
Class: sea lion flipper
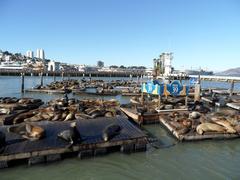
[25,124,32,134]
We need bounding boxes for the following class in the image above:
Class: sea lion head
[70,122,77,128]
[189,111,201,119]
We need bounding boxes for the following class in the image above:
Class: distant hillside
[216,67,240,76]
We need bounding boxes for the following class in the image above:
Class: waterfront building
[26,50,34,59]
[74,64,86,72]
[153,52,173,76]
[0,51,3,60]
[47,60,60,71]
[36,49,45,60]
[4,55,11,61]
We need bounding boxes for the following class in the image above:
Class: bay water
[0,75,240,180]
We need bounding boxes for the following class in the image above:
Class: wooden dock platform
[0,117,147,168]
[159,116,240,142]
[73,91,120,96]
[120,107,188,125]
[226,102,240,110]
[25,89,70,94]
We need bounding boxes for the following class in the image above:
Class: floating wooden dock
[25,89,71,94]
[226,102,240,110]
[121,92,141,96]
[120,107,188,125]
[0,116,147,169]
[159,116,240,142]
[73,91,120,96]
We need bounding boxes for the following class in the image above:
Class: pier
[0,69,146,78]
[0,117,147,169]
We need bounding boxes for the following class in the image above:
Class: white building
[0,51,3,60]
[36,49,45,60]
[5,55,11,61]
[160,52,173,76]
[47,60,60,71]
[26,50,34,59]
[154,52,173,76]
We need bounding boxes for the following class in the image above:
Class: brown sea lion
[8,124,26,135]
[18,98,32,104]
[13,111,35,124]
[199,116,209,124]
[182,119,192,128]
[227,117,240,126]
[105,111,114,118]
[61,112,68,121]
[52,113,62,121]
[24,124,45,140]
[234,125,240,133]
[214,120,236,134]
[196,123,226,135]
[75,112,92,119]
[64,112,75,121]
[24,114,43,122]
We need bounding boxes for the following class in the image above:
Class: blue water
[0,75,240,180]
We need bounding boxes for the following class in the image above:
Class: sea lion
[105,111,114,118]
[64,112,75,121]
[52,113,62,121]
[8,124,26,135]
[227,117,240,126]
[23,124,45,140]
[0,108,11,115]
[13,111,35,124]
[234,125,240,134]
[196,123,226,135]
[182,119,192,128]
[61,112,68,121]
[164,104,173,110]
[57,122,81,145]
[214,120,236,134]
[18,98,32,104]
[75,112,92,119]
[90,110,104,118]
[199,116,209,124]
[176,127,190,135]
[24,114,43,122]
[168,112,180,119]
[189,111,201,119]
[34,85,42,89]
[102,124,121,142]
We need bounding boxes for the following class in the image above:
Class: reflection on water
[0,76,240,179]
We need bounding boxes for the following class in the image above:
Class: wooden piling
[61,71,64,80]
[21,73,25,93]
[40,72,43,86]
[194,84,201,102]
[53,72,56,82]
[229,80,235,97]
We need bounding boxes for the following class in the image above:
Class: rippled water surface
[0,76,240,180]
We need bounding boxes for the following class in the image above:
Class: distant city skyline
[0,0,239,71]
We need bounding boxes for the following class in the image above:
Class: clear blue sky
[0,0,239,71]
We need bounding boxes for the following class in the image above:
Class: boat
[0,61,24,70]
